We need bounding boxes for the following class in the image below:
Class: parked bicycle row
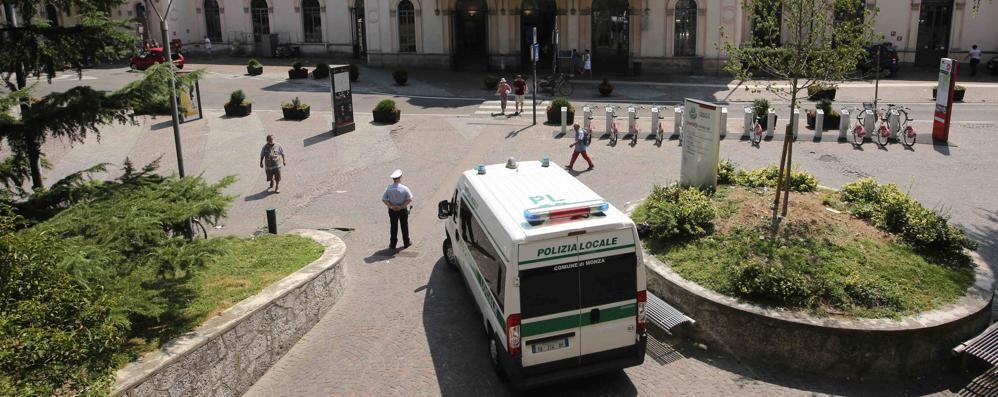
[547,102,921,149]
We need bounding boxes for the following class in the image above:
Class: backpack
[583,129,592,146]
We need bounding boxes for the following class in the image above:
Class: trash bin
[633,60,643,76]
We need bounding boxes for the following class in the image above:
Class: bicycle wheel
[609,125,618,145]
[875,125,890,147]
[558,81,574,96]
[191,219,208,240]
[751,123,763,145]
[901,126,917,147]
[851,125,865,146]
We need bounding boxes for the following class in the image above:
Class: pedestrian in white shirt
[382,169,413,252]
[966,44,982,77]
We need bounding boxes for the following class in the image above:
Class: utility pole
[532,27,537,126]
[148,0,186,178]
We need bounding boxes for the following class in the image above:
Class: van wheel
[442,238,457,269]
[488,333,505,378]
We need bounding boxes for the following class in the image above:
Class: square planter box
[288,69,309,79]
[806,111,841,130]
[223,103,252,117]
[932,88,965,102]
[282,107,310,120]
[373,109,400,124]
[546,110,575,125]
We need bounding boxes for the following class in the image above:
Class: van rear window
[519,253,636,319]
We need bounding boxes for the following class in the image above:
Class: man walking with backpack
[259,135,286,193]
[566,123,594,171]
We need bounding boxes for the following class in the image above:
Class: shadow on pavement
[243,190,272,201]
[303,131,335,147]
[422,258,640,396]
[362,247,397,264]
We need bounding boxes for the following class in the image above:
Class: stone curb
[112,229,347,396]
[643,245,994,379]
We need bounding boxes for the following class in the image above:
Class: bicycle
[851,105,879,146]
[654,107,666,145]
[874,104,916,148]
[750,119,764,145]
[606,105,621,145]
[628,105,644,145]
[539,73,574,96]
[582,105,596,145]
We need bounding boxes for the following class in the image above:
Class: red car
[129,47,184,70]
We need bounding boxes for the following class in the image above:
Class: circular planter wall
[643,249,994,380]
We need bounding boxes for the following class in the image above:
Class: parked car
[129,48,185,70]
[858,43,898,78]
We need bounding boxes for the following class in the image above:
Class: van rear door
[577,229,638,363]
[517,236,583,369]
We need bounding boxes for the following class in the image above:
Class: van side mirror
[437,200,452,219]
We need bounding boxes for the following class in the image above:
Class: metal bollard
[815,109,825,140]
[627,106,636,135]
[605,106,614,135]
[673,105,683,139]
[560,106,568,136]
[888,108,900,139]
[791,108,800,140]
[583,106,592,129]
[650,107,660,135]
[839,108,850,141]
[863,109,875,136]
[720,107,728,139]
[743,107,753,139]
[766,108,776,139]
[266,208,277,234]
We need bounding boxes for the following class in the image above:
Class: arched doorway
[520,0,556,68]
[453,0,489,71]
[204,0,222,42]
[45,4,60,27]
[135,2,149,42]
[915,0,953,68]
[250,0,270,43]
[591,0,628,74]
[352,0,367,58]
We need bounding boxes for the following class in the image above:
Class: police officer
[382,169,413,252]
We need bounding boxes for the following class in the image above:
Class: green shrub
[752,98,769,119]
[247,59,261,68]
[313,63,330,79]
[0,209,124,396]
[807,83,837,96]
[548,96,575,114]
[639,184,715,240]
[717,159,737,185]
[374,99,397,113]
[955,84,966,92]
[281,97,309,111]
[121,63,204,115]
[292,61,304,70]
[731,165,817,192]
[817,98,833,114]
[228,89,247,106]
[839,178,977,260]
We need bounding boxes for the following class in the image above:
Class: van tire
[488,332,506,378]
[442,238,458,269]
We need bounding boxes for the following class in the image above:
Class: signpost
[330,65,356,134]
[933,58,957,142]
[532,27,538,125]
[679,98,722,189]
[176,74,203,124]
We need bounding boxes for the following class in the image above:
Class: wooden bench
[954,321,998,367]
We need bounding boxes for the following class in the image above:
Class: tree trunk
[5,1,44,190]
[769,80,799,237]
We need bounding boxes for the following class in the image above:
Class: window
[45,4,59,26]
[579,253,636,308]
[251,0,270,43]
[459,200,504,309]
[302,0,322,42]
[397,0,416,52]
[204,0,222,42]
[673,0,696,56]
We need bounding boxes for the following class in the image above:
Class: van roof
[462,160,634,243]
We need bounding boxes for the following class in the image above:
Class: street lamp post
[148,0,186,178]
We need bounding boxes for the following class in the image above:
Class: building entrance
[591,0,629,74]
[453,0,489,71]
[520,0,556,69]
[915,0,953,68]
[352,0,367,58]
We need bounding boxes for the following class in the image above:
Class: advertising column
[679,98,722,189]
[330,65,356,134]
[932,58,957,142]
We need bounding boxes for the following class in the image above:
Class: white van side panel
[577,228,640,356]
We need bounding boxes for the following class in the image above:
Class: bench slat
[646,292,694,334]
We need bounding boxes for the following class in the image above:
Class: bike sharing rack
[814,109,825,140]
[560,106,569,136]
[673,105,684,143]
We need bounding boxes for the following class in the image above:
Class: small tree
[721,0,876,236]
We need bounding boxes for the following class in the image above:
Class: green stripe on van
[520,302,637,337]
[519,244,636,265]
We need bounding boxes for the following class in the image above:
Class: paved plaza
[18,61,998,395]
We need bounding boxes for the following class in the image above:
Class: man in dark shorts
[259,135,286,193]
[513,75,527,114]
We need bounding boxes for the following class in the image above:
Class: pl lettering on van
[553,257,606,271]
[528,194,565,207]
[536,237,619,258]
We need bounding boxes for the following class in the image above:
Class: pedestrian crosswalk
[475,100,550,115]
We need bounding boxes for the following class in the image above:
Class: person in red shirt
[512,75,527,114]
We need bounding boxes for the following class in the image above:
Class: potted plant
[545,96,575,125]
[373,99,400,124]
[807,83,837,101]
[598,78,614,96]
[288,62,309,79]
[752,98,776,128]
[806,98,841,130]
[484,75,499,90]
[312,63,330,79]
[933,85,966,102]
[393,69,408,86]
[349,64,359,82]
[246,59,263,76]
[223,89,252,117]
[281,97,310,120]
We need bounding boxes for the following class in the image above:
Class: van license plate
[531,338,569,354]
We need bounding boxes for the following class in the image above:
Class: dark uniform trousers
[389,208,411,249]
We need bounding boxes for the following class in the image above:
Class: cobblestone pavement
[15,64,998,396]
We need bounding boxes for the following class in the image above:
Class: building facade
[3,0,997,74]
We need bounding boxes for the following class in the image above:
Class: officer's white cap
[390,169,403,179]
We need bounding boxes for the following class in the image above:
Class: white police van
[437,159,647,389]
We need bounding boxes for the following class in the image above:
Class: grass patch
[644,185,975,319]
